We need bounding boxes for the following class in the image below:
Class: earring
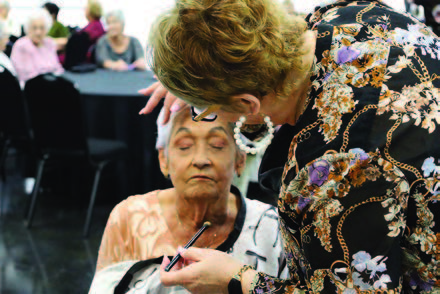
[234,115,274,155]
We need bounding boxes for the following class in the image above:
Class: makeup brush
[165,221,212,272]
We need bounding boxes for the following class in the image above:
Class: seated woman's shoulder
[107,190,163,223]
[96,34,107,44]
[43,37,57,48]
[243,198,278,218]
[129,35,142,44]
[119,190,161,207]
[12,37,31,48]
[113,190,165,212]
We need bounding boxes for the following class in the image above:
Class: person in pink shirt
[10,8,63,84]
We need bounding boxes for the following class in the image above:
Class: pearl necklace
[234,115,275,155]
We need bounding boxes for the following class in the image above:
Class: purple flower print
[379,24,388,31]
[308,160,330,186]
[409,272,434,291]
[297,197,311,211]
[336,46,361,65]
[349,148,369,164]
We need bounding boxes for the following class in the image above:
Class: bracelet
[233,265,254,280]
[228,265,254,294]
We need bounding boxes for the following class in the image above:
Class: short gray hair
[24,8,53,35]
[156,108,177,150]
[0,0,10,11]
[105,10,125,27]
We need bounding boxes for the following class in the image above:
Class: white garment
[0,52,16,76]
[89,198,288,294]
[4,17,21,38]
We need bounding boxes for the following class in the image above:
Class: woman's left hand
[160,247,243,294]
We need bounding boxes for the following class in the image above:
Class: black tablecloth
[63,69,169,199]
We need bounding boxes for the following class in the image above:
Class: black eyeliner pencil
[165,221,212,272]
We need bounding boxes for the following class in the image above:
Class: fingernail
[170,104,180,113]
[177,246,186,255]
[161,255,170,270]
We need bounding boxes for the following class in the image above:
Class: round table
[64,69,155,97]
[63,69,169,200]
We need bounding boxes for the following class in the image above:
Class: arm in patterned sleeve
[247,149,409,293]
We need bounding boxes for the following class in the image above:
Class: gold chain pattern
[336,195,389,263]
[391,42,431,83]
[340,105,378,153]
[293,120,322,144]
[356,2,376,26]
[412,51,431,83]
[301,224,313,239]
[384,115,423,179]
[317,31,330,38]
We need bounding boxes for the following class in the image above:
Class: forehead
[107,15,120,22]
[30,18,46,25]
[171,109,232,138]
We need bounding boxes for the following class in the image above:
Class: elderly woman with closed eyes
[88,106,287,294]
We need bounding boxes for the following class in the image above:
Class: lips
[190,175,213,181]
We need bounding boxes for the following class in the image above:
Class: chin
[184,186,219,200]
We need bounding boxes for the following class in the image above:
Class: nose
[191,146,211,169]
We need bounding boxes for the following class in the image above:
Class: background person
[89,106,287,293]
[140,0,440,292]
[82,0,105,46]
[0,19,16,75]
[42,2,69,39]
[95,10,146,71]
[42,2,69,53]
[10,8,63,84]
[0,0,21,40]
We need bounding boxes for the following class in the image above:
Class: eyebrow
[173,127,191,136]
[173,126,229,138]
[208,126,228,136]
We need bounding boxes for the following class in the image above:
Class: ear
[230,94,261,116]
[158,149,169,178]
[235,149,246,177]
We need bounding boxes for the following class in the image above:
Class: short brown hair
[87,0,102,20]
[148,0,308,110]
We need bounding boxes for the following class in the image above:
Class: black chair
[0,66,32,182]
[63,31,92,70]
[23,74,128,238]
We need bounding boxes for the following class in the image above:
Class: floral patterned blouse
[253,1,440,293]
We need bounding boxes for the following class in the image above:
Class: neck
[109,34,124,44]
[267,30,316,126]
[175,190,233,231]
[31,39,42,47]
